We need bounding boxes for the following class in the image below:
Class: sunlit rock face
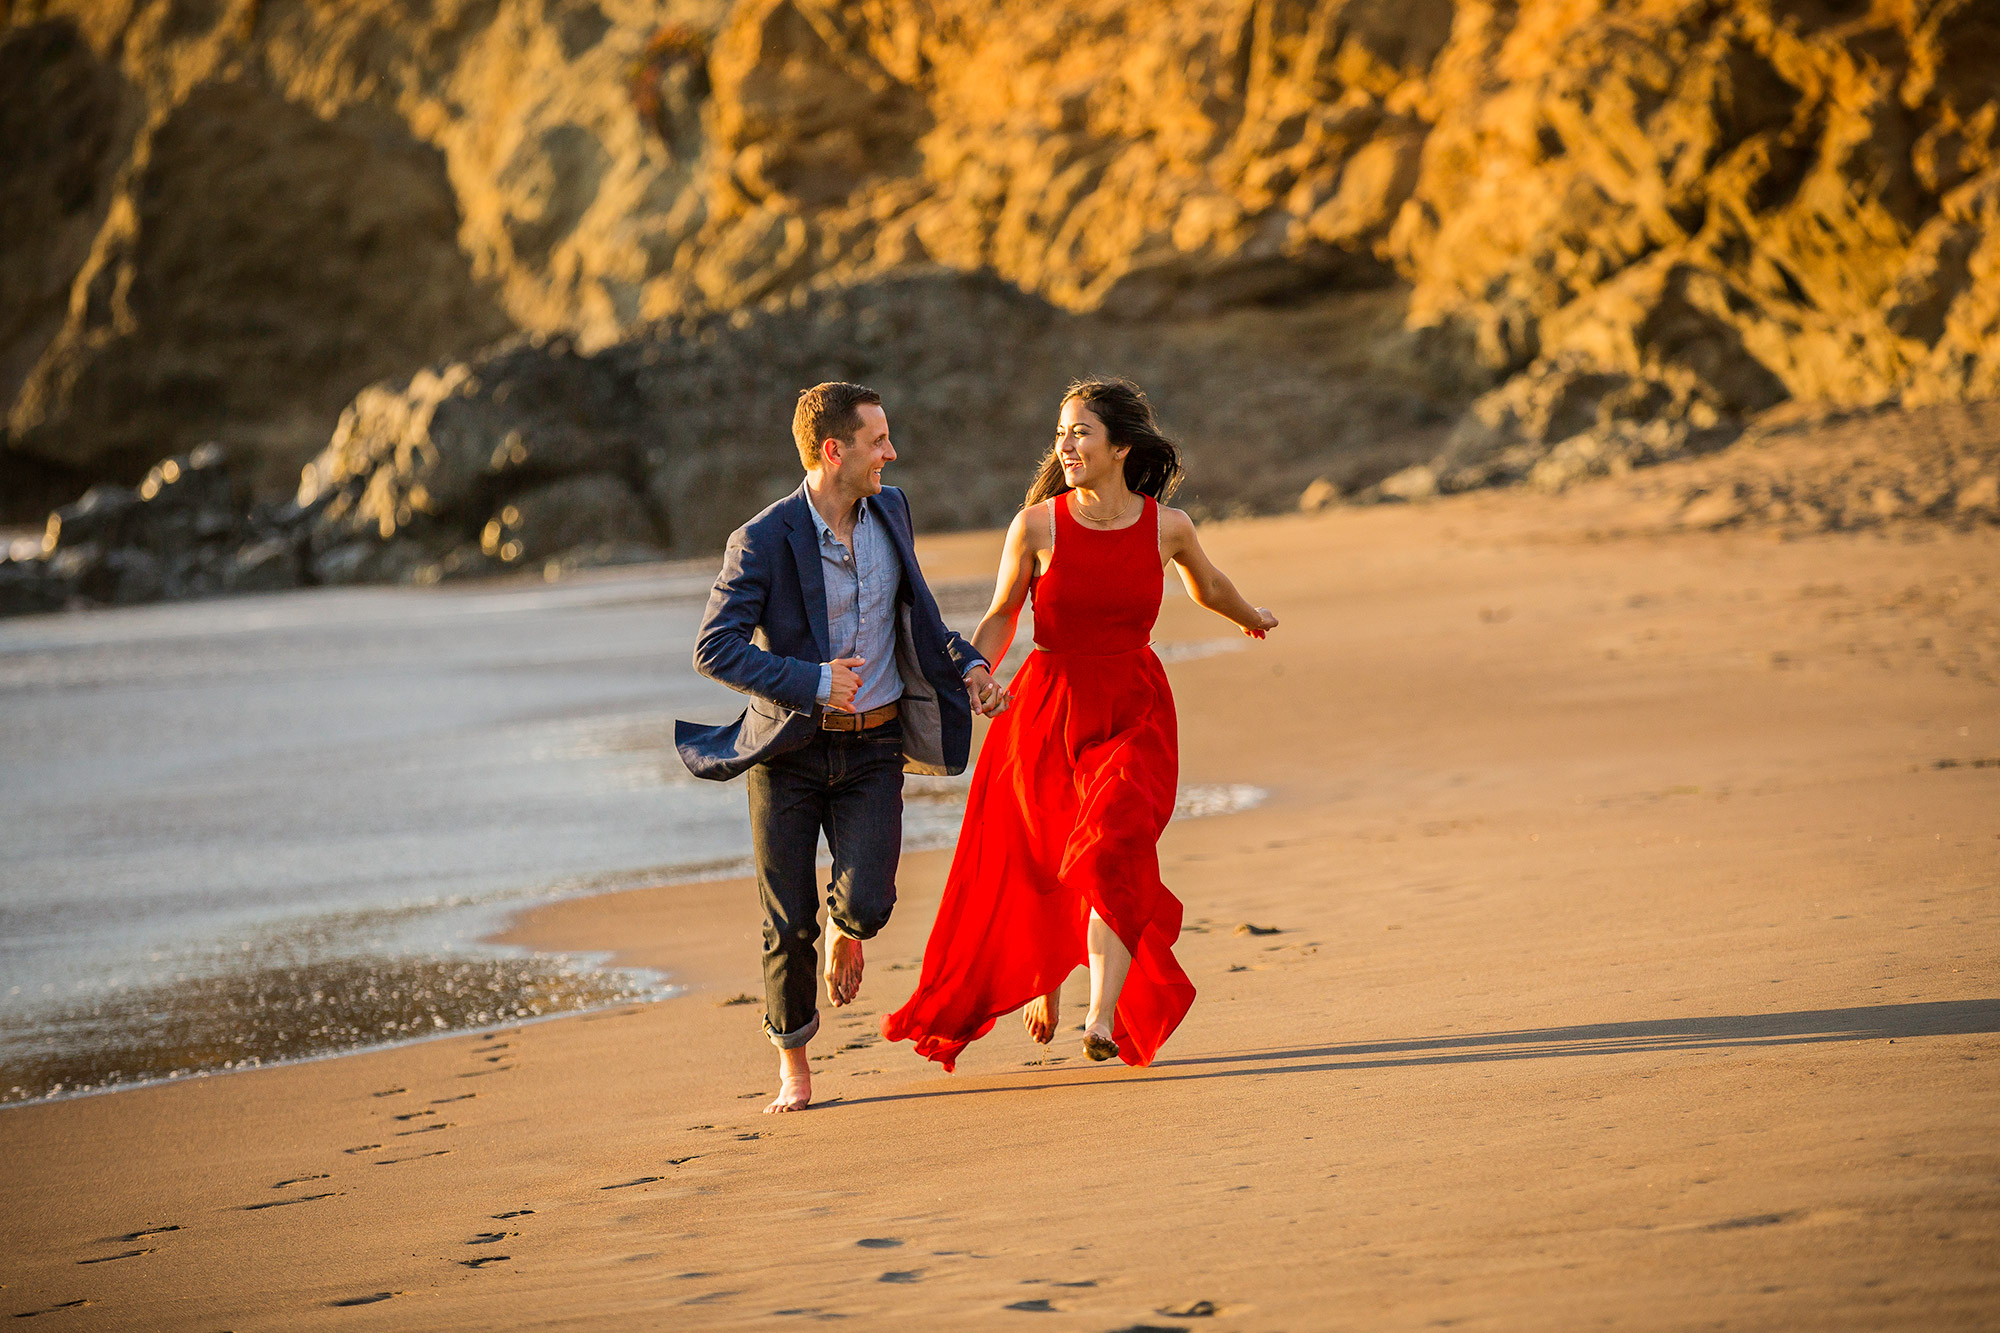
[2,0,1996,514]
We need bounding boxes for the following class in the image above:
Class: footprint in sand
[492,1209,536,1220]
[243,1192,338,1210]
[373,1150,451,1166]
[735,1132,765,1141]
[77,1249,150,1264]
[668,1155,701,1166]
[601,1177,662,1190]
[370,1087,406,1098]
[856,1238,903,1249]
[461,1256,510,1269]
[342,1144,382,1155]
[273,1174,329,1188]
[431,1093,476,1105]
[111,1224,180,1241]
[466,1232,515,1245]
[474,1042,510,1053]
[393,1109,435,1121]
[328,1292,399,1306]
[459,1066,513,1078]
[1109,1325,1192,1333]
[878,1270,923,1283]
[15,1299,92,1317]
[1158,1299,1219,1316]
[682,1289,746,1305]
[394,1123,450,1137]
[1703,1211,1802,1231]
[1006,1297,1060,1311]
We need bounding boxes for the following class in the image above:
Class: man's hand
[966,664,1009,716]
[1243,607,1278,640]
[826,656,865,712]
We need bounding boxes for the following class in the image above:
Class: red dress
[882,493,1195,1069]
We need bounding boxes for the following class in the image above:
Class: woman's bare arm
[968,506,1050,678]
[1160,506,1278,636]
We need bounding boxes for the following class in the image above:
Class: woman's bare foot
[824,921,864,1007]
[764,1046,812,1113]
[1023,990,1061,1045]
[1082,1027,1119,1062]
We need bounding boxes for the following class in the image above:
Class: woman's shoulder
[1013,499,1056,548]
[1154,501,1195,538]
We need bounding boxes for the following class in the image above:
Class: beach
[2,475,1996,1329]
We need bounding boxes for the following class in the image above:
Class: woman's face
[1055,397,1130,491]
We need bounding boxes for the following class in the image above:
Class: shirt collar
[806,493,868,544]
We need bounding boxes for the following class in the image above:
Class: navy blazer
[675,483,983,781]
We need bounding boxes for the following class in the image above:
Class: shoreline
[2,488,1996,1328]
[0,775,1266,1109]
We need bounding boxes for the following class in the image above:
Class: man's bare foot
[824,921,864,1007]
[764,1046,812,1113]
[1023,990,1060,1045]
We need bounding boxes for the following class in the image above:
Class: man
[676,382,1005,1113]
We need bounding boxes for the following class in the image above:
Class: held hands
[826,655,865,713]
[966,664,1010,716]
[1243,607,1279,640]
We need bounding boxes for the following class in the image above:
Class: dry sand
[3,463,1997,1330]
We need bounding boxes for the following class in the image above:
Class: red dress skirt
[882,494,1195,1069]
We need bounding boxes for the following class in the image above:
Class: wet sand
[2,472,1996,1329]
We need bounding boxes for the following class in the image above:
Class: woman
[882,378,1278,1069]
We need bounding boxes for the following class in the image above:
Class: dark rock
[46,484,140,551]
[478,474,660,568]
[224,538,300,593]
[0,556,69,616]
[47,543,110,601]
[102,547,165,604]
[2,441,312,617]
[1399,361,1744,498]
[293,270,1470,576]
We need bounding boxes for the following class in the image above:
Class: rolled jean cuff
[765,1011,820,1050]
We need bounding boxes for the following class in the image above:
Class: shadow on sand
[835,999,2000,1106]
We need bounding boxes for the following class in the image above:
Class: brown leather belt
[821,700,900,731]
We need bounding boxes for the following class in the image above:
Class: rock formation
[3,0,1996,570]
[0,442,310,616]
[1628,397,2000,534]
[288,269,1456,585]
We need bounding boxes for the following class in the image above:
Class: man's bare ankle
[766,1047,813,1113]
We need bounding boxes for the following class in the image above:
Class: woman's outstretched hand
[1243,607,1278,639]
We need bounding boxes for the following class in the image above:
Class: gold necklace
[1072,491,1137,525]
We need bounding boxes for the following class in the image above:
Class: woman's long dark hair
[1025,377,1185,506]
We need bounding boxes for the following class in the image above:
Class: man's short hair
[793,382,883,470]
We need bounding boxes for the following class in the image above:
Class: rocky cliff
[3,0,1996,538]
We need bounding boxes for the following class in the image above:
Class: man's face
[826,403,895,495]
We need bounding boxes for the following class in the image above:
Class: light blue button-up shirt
[808,497,906,714]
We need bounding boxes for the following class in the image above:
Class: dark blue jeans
[746,719,905,1048]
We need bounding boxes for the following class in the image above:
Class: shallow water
[0,565,1260,1104]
